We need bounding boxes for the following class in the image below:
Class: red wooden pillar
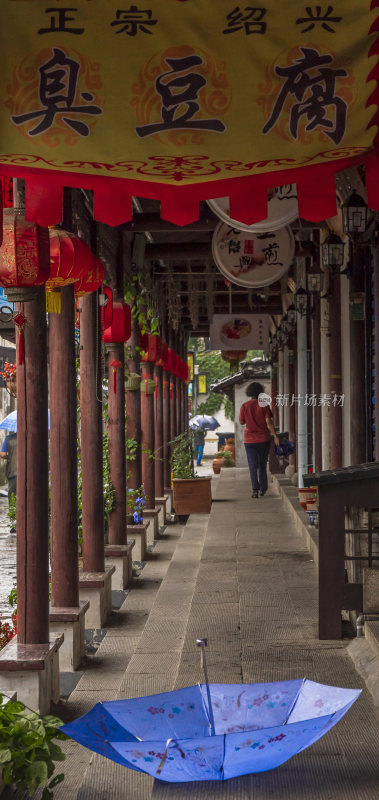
[163,368,171,488]
[154,363,164,498]
[175,375,181,436]
[50,284,79,608]
[16,288,50,643]
[329,275,343,469]
[107,344,126,544]
[170,371,176,442]
[80,292,105,573]
[126,317,142,490]
[141,361,155,508]
[271,363,279,428]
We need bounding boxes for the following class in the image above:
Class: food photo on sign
[209,315,269,351]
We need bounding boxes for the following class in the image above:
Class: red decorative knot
[109,359,123,394]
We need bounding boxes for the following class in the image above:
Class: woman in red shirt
[239,382,279,498]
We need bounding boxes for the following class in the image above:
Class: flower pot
[212,457,223,475]
[125,373,141,391]
[172,477,212,515]
[223,443,235,459]
[297,487,317,504]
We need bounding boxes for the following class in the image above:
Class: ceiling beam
[145,243,211,260]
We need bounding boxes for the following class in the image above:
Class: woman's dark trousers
[245,441,271,493]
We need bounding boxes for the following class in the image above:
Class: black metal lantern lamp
[321,232,345,273]
[342,190,368,236]
[294,286,308,317]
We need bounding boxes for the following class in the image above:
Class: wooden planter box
[172,477,212,515]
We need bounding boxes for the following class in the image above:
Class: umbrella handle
[196,638,216,736]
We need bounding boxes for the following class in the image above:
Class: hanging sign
[212,223,294,287]
[210,314,269,350]
[0,1,378,227]
[207,185,298,232]
[198,374,207,394]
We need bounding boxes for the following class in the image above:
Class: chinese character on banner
[135,55,226,137]
[262,47,348,144]
[110,6,158,36]
[38,7,85,35]
[11,47,103,137]
[223,6,267,35]
[296,5,342,34]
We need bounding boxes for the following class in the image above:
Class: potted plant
[212,451,224,475]
[223,437,236,459]
[221,449,235,467]
[127,485,146,524]
[170,430,212,515]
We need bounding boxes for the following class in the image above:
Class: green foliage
[126,437,138,461]
[7,493,16,528]
[189,340,262,420]
[102,404,116,532]
[224,396,235,421]
[124,272,159,336]
[127,484,146,524]
[170,431,195,479]
[0,695,66,798]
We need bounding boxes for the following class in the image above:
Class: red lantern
[100,285,113,330]
[74,255,104,296]
[166,348,175,374]
[103,302,131,343]
[0,208,50,289]
[140,333,162,363]
[221,350,247,368]
[47,227,94,290]
[156,341,168,369]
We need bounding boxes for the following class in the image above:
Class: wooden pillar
[154,363,164,497]
[375,243,379,461]
[288,344,296,468]
[126,316,142,490]
[175,375,181,436]
[312,298,322,471]
[271,363,279,428]
[16,288,49,643]
[50,284,79,608]
[107,343,126,544]
[141,361,155,508]
[329,275,343,469]
[80,292,105,573]
[170,371,176,442]
[163,366,171,487]
[350,252,366,465]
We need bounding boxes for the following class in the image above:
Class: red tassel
[113,369,117,394]
[18,329,24,365]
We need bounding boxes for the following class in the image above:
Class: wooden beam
[120,212,218,233]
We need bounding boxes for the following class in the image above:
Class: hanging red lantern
[166,348,176,374]
[47,227,93,291]
[74,254,104,296]
[140,332,162,363]
[0,208,50,289]
[156,341,169,369]
[100,284,113,330]
[103,302,131,343]
[221,350,247,368]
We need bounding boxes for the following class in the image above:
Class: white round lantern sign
[207,185,298,233]
[212,223,294,288]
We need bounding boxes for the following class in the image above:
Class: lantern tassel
[18,328,24,365]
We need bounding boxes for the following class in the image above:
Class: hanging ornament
[47,227,93,291]
[221,350,247,371]
[74,255,104,296]
[14,311,27,365]
[109,359,123,394]
[0,209,50,298]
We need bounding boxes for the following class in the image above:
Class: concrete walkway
[52,469,379,799]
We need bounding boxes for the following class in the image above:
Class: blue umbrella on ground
[62,678,360,782]
[189,415,220,431]
[0,410,50,432]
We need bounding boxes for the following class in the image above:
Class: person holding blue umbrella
[0,428,17,509]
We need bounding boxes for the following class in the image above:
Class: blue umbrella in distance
[189,415,220,431]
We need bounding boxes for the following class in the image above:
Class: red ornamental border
[0,1,379,229]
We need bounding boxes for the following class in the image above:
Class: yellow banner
[0,1,377,186]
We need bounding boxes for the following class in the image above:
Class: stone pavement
[48,469,378,798]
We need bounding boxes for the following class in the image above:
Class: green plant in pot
[170,430,212,516]
[221,449,235,467]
